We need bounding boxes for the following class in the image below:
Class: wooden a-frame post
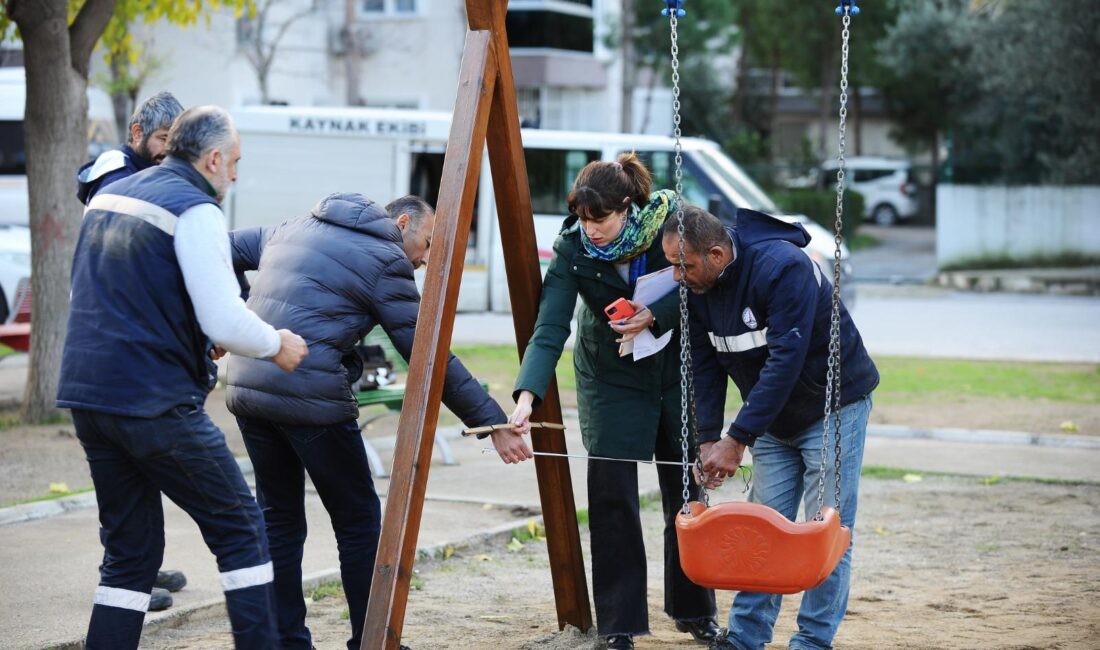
[361,1,593,647]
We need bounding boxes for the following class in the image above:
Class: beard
[135,137,166,164]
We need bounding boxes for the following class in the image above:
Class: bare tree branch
[69,0,118,77]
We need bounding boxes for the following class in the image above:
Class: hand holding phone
[604,297,636,321]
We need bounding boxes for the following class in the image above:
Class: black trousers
[587,437,716,636]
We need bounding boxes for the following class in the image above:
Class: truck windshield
[694,147,778,213]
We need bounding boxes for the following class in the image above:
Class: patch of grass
[860,465,1099,487]
[940,251,1100,272]
[511,519,546,543]
[452,346,1099,421]
[3,486,94,508]
[867,357,1100,406]
[977,543,1000,552]
[309,581,344,602]
[0,411,69,431]
[847,232,880,252]
[638,492,662,511]
[410,574,425,591]
[575,508,589,527]
[861,466,916,480]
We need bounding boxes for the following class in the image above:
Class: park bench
[356,382,493,479]
[353,332,490,478]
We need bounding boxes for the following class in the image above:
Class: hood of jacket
[311,192,401,242]
[735,208,811,249]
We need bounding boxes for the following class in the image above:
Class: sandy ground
[138,475,1100,650]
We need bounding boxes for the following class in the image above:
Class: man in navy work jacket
[74,89,188,613]
[57,105,309,650]
[662,205,878,650]
[226,193,529,650]
[76,91,183,204]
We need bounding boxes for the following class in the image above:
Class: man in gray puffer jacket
[227,193,530,650]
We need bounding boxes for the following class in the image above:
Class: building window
[361,0,416,15]
[506,10,594,52]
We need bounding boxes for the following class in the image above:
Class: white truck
[229,105,853,312]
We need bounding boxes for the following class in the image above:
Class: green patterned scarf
[580,189,677,264]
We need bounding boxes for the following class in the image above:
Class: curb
[867,425,1100,449]
[37,513,544,650]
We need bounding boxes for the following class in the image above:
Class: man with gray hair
[58,105,309,649]
[74,90,189,611]
[76,90,184,204]
[226,192,529,650]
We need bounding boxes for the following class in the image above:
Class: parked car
[819,156,917,226]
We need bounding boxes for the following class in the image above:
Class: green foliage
[952,0,1100,184]
[879,0,1100,183]
[309,580,344,602]
[771,189,864,241]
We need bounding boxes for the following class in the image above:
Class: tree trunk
[619,0,635,133]
[930,130,939,221]
[818,26,840,158]
[344,0,362,105]
[852,83,862,155]
[732,3,751,128]
[14,2,90,422]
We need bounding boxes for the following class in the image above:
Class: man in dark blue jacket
[227,192,529,650]
[73,90,188,613]
[76,91,183,205]
[662,206,878,650]
[59,105,309,650]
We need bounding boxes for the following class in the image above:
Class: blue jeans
[72,407,277,650]
[725,394,872,650]
[237,416,382,650]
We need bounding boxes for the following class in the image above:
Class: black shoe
[154,569,188,593]
[676,617,721,644]
[708,628,739,650]
[148,587,173,612]
[605,635,634,650]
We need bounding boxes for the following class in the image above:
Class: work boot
[605,635,634,649]
[148,587,173,612]
[676,617,721,644]
[154,569,187,592]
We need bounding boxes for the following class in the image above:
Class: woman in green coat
[509,153,717,649]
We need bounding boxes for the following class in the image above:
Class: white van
[0,68,117,323]
[229,106,852,312]
[820,156,918,226]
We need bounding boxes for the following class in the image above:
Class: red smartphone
[604,297,636,321]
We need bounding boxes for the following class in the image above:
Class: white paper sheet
[627,267,679,361]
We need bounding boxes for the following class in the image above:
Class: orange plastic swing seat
[675,501,850,594]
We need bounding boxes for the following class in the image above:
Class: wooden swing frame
[360,2,592,647]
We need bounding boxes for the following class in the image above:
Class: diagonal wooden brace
[361,3,592,647]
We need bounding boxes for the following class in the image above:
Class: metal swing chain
[668,10,701,516]
[817,9,852,519]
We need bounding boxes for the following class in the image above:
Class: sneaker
[708,629,740,650]
[606,635,634,650]
[154,569,188,593]
[148,587,173,612]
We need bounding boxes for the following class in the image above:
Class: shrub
[772,189,865,242]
